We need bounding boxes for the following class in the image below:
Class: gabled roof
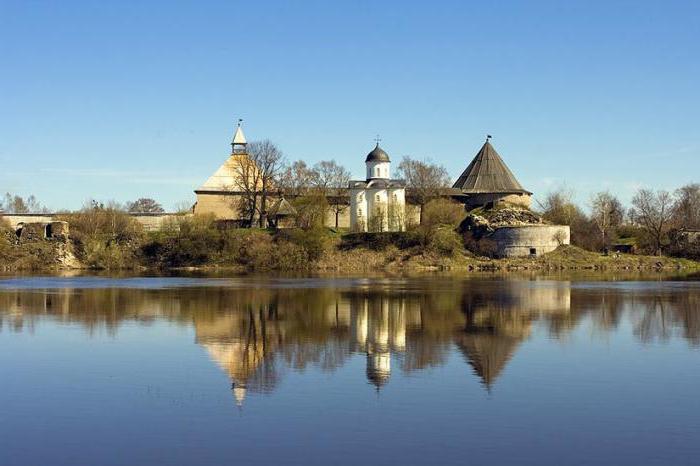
[452,141,531,195]
[268,197,297,217]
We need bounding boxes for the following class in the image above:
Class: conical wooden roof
[452,141,530,194]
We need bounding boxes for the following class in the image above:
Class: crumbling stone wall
[15,221,70,242]
[18,223,45,241]
[49,221,69,239]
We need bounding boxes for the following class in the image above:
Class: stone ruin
[460,207,569,258]
[15,221,70,242]
[461,207,543,239]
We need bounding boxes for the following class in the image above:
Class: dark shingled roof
[365,143,391,163]
[452,141,531,195]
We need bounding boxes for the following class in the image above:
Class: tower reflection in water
[3,279,700,408]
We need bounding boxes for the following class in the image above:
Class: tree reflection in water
[2,279,699,405]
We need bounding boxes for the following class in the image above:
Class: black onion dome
[365,143,391,163]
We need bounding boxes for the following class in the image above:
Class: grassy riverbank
[3,234,698,274]
[3,214,699,273]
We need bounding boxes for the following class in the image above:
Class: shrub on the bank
[292,195,328,229]
[142,214,223,267]
[340,231,423,251]
[141,221,328,270]
[429,228,463,256]
[667,229,700,260]
[0,218,12,257]
[58,203,143,269]
[276,227,329,261]
[83,239,133,269]
[60,203,142,244]
[422,199,465,229]
[271,241,309,270]
[229,230,275,267]
[6,242,59,270]
[463,235,498,258]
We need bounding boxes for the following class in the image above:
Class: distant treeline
[537,183,700,257]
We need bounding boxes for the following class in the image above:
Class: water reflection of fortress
[195,285,573,405]
[3,281,700,407]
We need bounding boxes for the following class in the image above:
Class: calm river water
[1,275,700,465]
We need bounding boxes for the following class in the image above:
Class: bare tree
[249,140,286,228]
[537,188,581,225]
[231,140,285,227]
[312,160,351,228]
[173,199,195,215]
[278,160,315,197]
[630,188,675,255]
[1,193,47,214]
[673,183,700,229]
[231,150,264,227]
[397,158,450,224]
[368,203,387,232]
[538,188,600,250]
[590,191,624,248]
[127,198,164,213]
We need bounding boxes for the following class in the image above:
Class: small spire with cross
[374,135,382,146]
[231,118,247,154]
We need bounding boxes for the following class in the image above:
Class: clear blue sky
[1,0,698,211]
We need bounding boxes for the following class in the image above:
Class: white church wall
[367,188,390,232]
[387,188,406,231]
[350,189,368,232]
[366,161,390,180]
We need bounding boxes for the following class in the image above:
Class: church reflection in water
[2,278,700,406]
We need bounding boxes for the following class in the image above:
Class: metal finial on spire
[374,135,382,146]
[486,134,492,142]
[231,119,247,154]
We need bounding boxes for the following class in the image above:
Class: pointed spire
[231,119,247,154]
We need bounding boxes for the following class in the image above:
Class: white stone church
[349,143,406,232]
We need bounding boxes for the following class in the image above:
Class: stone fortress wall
[2,213,181,233]
[490,225,570,258]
